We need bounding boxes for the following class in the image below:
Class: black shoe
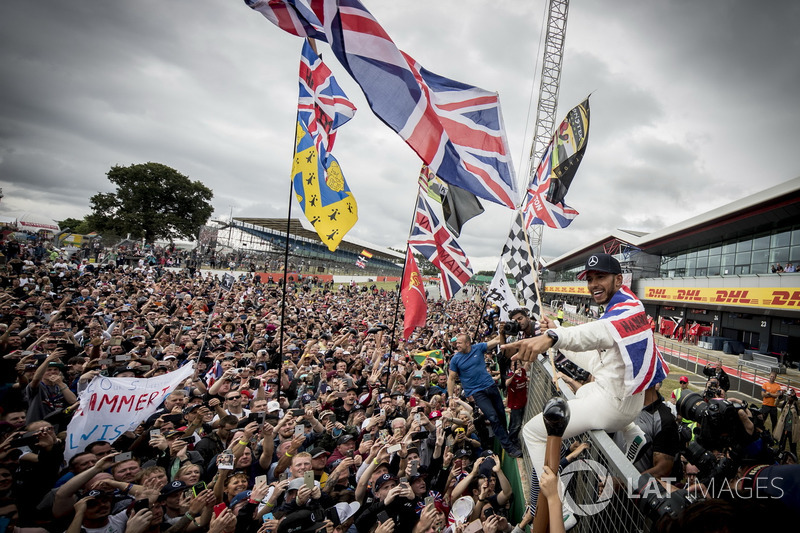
[507,447,523,458]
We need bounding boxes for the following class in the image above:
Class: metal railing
[522,357,650,533]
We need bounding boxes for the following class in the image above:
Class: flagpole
[473,290,491,344]
[197,278,224,361]
[273,178,295,399]
[276,49,317,396]
[389,187,428,369]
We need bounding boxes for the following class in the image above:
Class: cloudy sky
[1,1,798,271]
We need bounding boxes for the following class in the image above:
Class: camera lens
[676,391,707,422]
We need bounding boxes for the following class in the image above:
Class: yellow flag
[292,120,357,252]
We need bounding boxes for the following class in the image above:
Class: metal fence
[522,357,652,533]
[521,306,800,531]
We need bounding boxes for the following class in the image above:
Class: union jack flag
[245,0,325,40]
[204,359,224,388]
[602,286,669,395]
[521,98,590,229]
[298,39,356,153]
[520,140,579,229]
[408,192,472,300]
[245,0,519,209]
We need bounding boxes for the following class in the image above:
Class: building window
[752,249,769,265]
[772,231,791,248]
[752,235,770,250]
[721,253,735,268]
[791,245,800,263]
[771,247,790,264]
[707,255,721,276]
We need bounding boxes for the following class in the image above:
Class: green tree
[413,252,438,276]
[88,162,213,243]
[57,217,92,235]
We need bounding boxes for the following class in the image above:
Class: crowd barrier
[521,356,651,532]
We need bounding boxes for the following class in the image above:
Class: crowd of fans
[0,239,529,533]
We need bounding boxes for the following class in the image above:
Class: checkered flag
[501,211,540,317]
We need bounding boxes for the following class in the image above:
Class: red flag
[402,249,427,339]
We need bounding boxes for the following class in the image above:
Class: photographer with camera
[497,307,539,395]
[674,386,776,499]
[703,362,730,394]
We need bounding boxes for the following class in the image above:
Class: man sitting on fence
[506,254,669,511]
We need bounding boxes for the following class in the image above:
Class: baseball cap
[184,404,202,415]
[337,434,355,445]
[679,376,689,384]
[276,508,327,533]
[374,473,398,491]
[287,477,305,492]
[287,477,320,492]
[577,253,622,280]
[267,401,281,412]
[308,447,331,459]
[228,490,252,508]
[159,480,187,500]
[331,501,361,525]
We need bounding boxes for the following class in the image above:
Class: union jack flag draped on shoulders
[408,192,472,300]
[245,0,518,209]
[602,285,668,396]
[298,39,356,153]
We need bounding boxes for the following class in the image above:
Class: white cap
[335,501,361,523]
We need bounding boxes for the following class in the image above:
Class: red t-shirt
[506,370,528,410]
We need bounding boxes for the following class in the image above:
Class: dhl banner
[643,287,800,310]
[544,285,590,295]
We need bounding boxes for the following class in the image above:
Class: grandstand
[210,217,403,277]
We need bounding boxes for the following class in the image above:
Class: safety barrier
[521,356,651,532]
